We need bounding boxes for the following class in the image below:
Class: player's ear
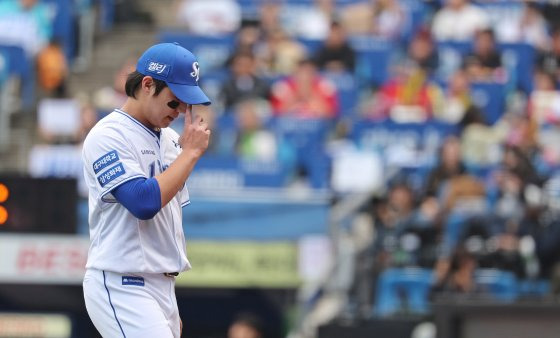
[141,76,155,95]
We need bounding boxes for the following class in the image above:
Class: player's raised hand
[179,105,210,159]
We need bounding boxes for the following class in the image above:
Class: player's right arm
[155,109,210,208]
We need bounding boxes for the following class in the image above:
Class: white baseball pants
[83,269,181,338]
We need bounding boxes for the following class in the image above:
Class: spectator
[93,57,136,112]
[495,2,550,52]
[528,69,559,126]
[233,98,277,161]
[424,136,467,198]
[0,0,52,57]
[431,0,490,42]
[366,64,441,122]
[370,181,418,268]
[255,28,308,77]
[228,20,262,59]
[340,0,407,40]
[228,313,264,338]
[281,0,334,40]
[259,2,282,38]
[431,245,478,297]
[460,105,505,166]
[529,70,560,166]
[269,59,339,118]
[175,0,241,36]
[407,28,439,76]
[314,21,356,73]
[36,40,68,97]
[536,27,560,87]
[220,52,270,110]
[433,69,473,124]
[463,29,504,82]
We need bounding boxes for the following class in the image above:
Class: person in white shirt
[431,0,490,42]
[82,42,211,338]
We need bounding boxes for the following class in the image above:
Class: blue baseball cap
[136,42,211,105]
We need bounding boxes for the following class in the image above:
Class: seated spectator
[174,0,241,36]
[269,59,339,118]
[0,0,52,58]
[36,40,68,98]
[228,312,264,338]
[463,29,504,82]
[424,136,467,198]
[93,57,136,112]
[220,52,270,111]
[431,245,478,297]
[370,180,418,268]
[529,69,560,126]
[233,98,293,163]
[495,2,549,52]
[433,69,473,124]
[258,2,282,38]
[460,105,505,166]
[280,0,333,40]
[254,28,308,77]
[535,27,560,84]
[313,21,356,73]
[408,28,439,76]
[340,0,407,40]
[228,20,262,60]
[431,0,490,42]
[529,70,560,166]
[365,64,441,122]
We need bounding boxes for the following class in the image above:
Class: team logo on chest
[190,62,200,82]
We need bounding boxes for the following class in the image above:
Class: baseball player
[81,42,211,338]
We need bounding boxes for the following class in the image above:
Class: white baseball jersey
[82,109,192,274]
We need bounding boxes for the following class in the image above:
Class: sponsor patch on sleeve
[122,276,144,286]
[93,150,120,174]
[97,163,126,187]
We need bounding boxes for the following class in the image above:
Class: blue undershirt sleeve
[112,177,162,220]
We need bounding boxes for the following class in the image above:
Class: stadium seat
[474,268,519,302]
[373,267,435,317]
[0,44,33,108]
[157,31,236,72]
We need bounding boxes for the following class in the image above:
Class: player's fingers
[184,104,193,127]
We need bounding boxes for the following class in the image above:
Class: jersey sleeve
[82,126,148,202]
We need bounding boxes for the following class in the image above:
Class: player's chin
[161,117,174,127]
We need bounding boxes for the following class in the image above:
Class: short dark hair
[125,71,168,98]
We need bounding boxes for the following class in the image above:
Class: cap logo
[147,61,170,76]
[190,62,200,82]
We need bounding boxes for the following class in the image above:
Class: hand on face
[179,104,211,158]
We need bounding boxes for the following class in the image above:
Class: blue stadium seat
[157,31,236,72]
[270,117,333,189]
[44,0,76,61]
[470,81,506,125]
[322,71,358,118]
[374,268,435,317]
[498,42,535,93]
[350,36,395,88]
[475,269,519,302]
[518,279,550,298]
[0,44,33,108]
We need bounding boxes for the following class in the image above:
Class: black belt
[163,272,179,277]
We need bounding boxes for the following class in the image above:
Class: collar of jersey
[114,109,161,141]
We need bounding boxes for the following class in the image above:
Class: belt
[163,272,179,277]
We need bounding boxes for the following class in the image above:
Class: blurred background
[2,0,560,337]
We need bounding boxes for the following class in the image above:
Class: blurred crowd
[4,0,560,323]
